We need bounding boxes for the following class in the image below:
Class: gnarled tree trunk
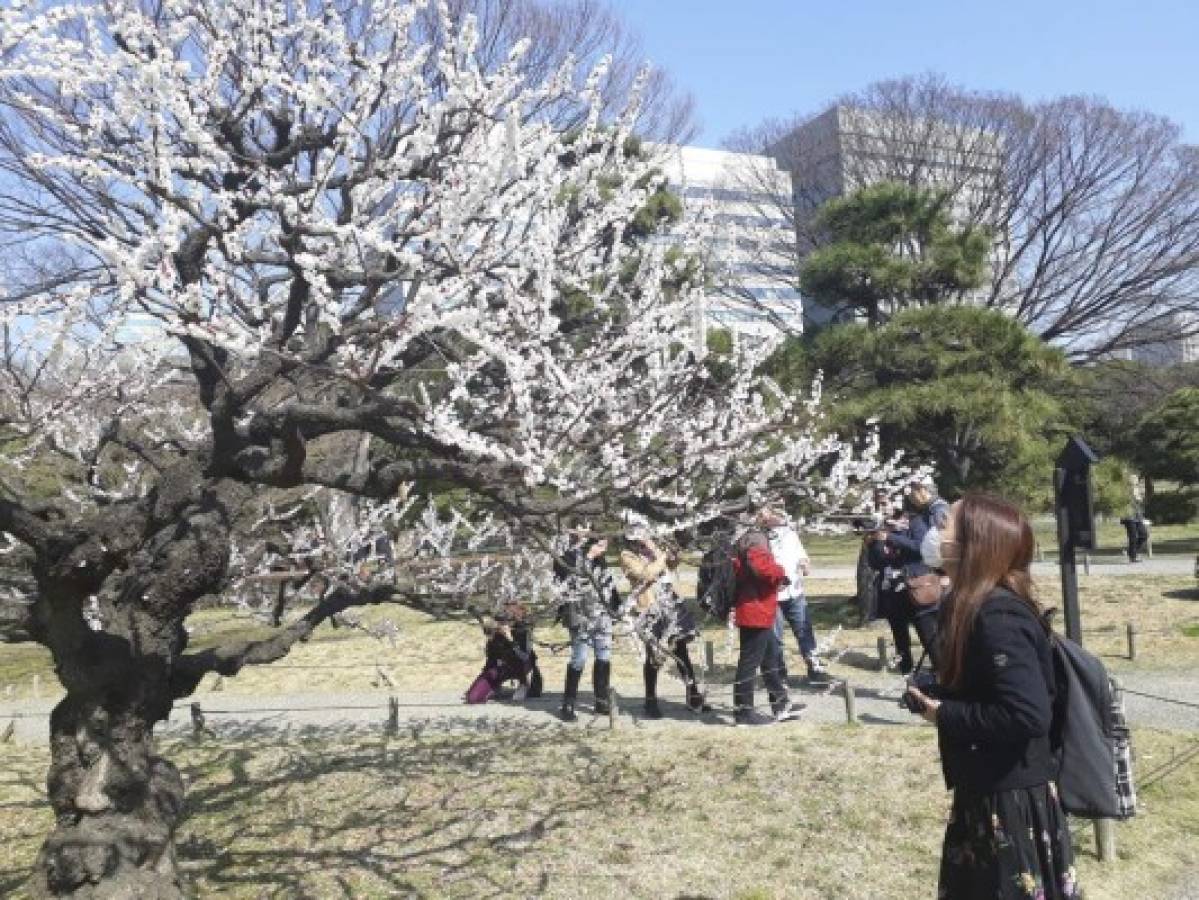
[36,690,184,899]
[28,482,233,898]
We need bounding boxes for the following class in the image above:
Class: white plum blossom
[0,2,918,892]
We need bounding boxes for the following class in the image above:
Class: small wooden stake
[386,696,399,736]
[31,674,40,700]
[608,689,618,731]
[1126,623,1137,662]
[876,636,888,672]
[1095,819,1116,862]
[842,680,858,724]
[190,702,206,739]
[703,640,715,673]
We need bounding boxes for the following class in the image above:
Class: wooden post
[1126,623,1137,661]
[386,696,399,736]
[876,636,888,672]
[1035,540,1045,562]
[1145,524,1154,559]
[31,673,40,700]
[842,680,858,724]
[608,689,618,731]
[1083,552,1091,576]
[1055,467,1083,644]
[703,640,715,673]
[1095,819,1116,862]
[190,702,205,739]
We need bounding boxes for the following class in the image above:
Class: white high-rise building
[1127,311,1199,366]
[653,144,804,346]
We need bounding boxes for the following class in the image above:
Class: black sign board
[1055,435,1099,552]
[1054,435,1099,643]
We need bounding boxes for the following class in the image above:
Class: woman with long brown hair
[905,494,1080,900]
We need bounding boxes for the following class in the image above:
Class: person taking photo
[905,494,1080,900]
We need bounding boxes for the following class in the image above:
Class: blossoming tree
[0,1,907,895]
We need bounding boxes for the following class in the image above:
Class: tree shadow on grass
[0,763,49,897]
[169,719,663,898]
[1163,588,1199,601]
[836,649,885,672]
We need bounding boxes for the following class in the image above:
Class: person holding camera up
[758,507,828,682]
[619,528,708,718]
[870,477,948,673]
[904,494,1080,900]
[553,533,621,722]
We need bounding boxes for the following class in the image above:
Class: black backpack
[1048,629,1136,820]
[697,543,739,621]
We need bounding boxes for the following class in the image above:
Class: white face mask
[920,527,942,569]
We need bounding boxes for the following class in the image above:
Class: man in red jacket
[731,528,804,726]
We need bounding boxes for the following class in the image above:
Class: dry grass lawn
[0,723,1196,899]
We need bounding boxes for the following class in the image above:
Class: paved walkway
[720,557,1197,582]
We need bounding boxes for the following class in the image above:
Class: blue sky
[608,0,1199,147]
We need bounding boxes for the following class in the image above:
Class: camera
[899,669,938,714]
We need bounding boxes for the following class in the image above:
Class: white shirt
[767,524,809,601]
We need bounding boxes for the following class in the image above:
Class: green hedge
[1146,489,1199,525]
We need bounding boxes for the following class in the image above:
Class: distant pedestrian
[1119,508,1149,563]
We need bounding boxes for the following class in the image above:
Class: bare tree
[726,75,1199,357]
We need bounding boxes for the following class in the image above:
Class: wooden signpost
[1053,436,1116,862]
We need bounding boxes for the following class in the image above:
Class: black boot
[593,660,611,715]
[674,644,709,712]
[686,680,711,713]
[643,661,663,719]
[560,665,581,721]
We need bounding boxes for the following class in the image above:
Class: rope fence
[3,647,1197,728]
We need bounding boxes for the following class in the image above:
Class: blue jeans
[774,596,817,660]
[568,620,612,669]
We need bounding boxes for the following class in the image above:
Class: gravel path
[4,668,1196,745]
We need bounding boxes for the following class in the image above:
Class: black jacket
[935,589,1058,796]
[885,499,948,578]
[553,549,620,629]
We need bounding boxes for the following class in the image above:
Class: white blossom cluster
[0,0,913,626]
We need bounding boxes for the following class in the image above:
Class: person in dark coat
[871,477,948,673]
[465,606,543,704]
[1119,508,1149,563]
[904,494,1080,900]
